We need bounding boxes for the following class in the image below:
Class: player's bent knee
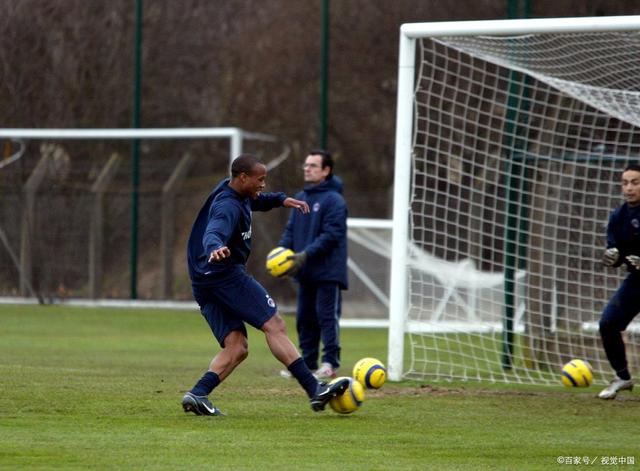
[599,317,621,336]
[224,331,249,361]
[261,313,287,335]
[224,343,248,365]
[233,344,249,363]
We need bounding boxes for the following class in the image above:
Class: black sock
[288,357,319,398]
[617,368,631,381]
[190,371,221,396]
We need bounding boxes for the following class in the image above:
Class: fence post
[161,152,194,298]
[20,153,49,296]
[89,153,121,298]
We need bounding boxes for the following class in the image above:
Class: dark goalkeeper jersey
[187,178,286,282]
[606,202,640,272]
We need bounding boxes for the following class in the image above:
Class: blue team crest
[632,218,639,229]
[313,202,320,212]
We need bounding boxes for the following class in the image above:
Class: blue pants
[599,272,640,376]
[296,282,341,370]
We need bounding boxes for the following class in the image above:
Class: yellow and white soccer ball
[561,359,594,387]
[329,377,365,414]
[353,357,386,390]
[265,247,294,277]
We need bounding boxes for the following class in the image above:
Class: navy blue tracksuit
[187,178,286,347]
[278,175,348,370]
[599,202,640,377]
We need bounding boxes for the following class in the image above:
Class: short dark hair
[231,154,262,177]
[309,149,333,173]
[624,163,640,173]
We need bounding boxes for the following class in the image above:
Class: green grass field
[1,304,638,470]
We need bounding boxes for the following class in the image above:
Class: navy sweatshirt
[278,175,348,289]
[187,178,286,282]
[606,202,640,272]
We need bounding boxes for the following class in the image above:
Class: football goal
[0,127,284,301]
[388,15,640,384]
[0,127,395,323]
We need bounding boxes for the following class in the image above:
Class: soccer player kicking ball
[182,154,349,415]
[598,164,640,399]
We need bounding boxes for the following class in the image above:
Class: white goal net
[388,16,640,385]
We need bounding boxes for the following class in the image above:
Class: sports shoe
[313,362,337,380]
[279,369,292,379]
[310,377,350,412]
[181,392,225,416]
[597,376,633,400]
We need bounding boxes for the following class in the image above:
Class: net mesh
[406,31,640,384]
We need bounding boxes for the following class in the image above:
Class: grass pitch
[1,304,638,470]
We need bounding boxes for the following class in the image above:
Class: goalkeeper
[182,154,349,416]
[598,163,640,399]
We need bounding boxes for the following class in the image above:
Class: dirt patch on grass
[367,383,640,402]
[215,380,640,402]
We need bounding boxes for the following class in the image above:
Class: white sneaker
[313,362,337,380]
[279,369,292,379]
[597,376,633,399]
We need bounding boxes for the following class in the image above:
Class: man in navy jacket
[182,154,349,415]
[279,150,348,379]
[599,163,640,399]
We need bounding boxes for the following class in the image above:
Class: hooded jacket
[278,175,348,289]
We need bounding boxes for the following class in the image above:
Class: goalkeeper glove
[626,255,640,270]
[285,251,307,277]
[602,247,620,267]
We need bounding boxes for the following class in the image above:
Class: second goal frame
[388,15,640,381]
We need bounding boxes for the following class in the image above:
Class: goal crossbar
[400,15,640,38]
[0,127,279,164]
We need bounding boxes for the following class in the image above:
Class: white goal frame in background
[389,15,640,381]
[0,127,286,301]
[0,127,279,164]
[0,127,395,317]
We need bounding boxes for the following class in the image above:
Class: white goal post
[389,16,640,383]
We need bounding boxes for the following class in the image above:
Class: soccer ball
[353,357,386,389]
[561,359,594,387]
[329,377,365,414]
[265,247,294,277]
